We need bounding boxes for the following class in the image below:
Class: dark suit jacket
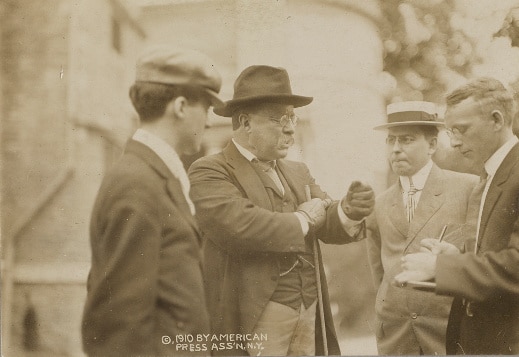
[436,142,519,355]
[188,141,359,356]
[82,140,209,357]
[366,164,477,355]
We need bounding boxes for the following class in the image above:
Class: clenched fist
[297,198,332,229]
[341,181,375,221]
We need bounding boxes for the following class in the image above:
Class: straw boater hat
[373,101,444,130]
[213,65,313,117]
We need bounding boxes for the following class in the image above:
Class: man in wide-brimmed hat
[365,101,478,355]
[188,65,375,356]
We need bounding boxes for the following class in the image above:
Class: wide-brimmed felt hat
[213,65,313,117]
[135,46,223,106]
[374,101,444,130]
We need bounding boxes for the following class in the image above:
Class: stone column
[235,0,389,197]
[235,0,288,68]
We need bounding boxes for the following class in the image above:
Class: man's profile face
[444,97,497,168]
[177,97,211,156]
[246,103,296,161]
[386,126,436,177]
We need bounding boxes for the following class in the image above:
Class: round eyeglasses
[270,113,299,127]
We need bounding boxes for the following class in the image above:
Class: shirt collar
[399,159,433,191]
[484,135,519,178]
[232,138,277,167]
[131,128,189,189]
[132,129,184,175]
[132,128,195,214]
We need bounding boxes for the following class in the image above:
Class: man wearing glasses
[188,65,374,356]
[366,101,478,355]
[396,78,519,354]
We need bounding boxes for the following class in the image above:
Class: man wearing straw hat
[188,65,374,356]
[396,78,519,354]
[366,101,478,355]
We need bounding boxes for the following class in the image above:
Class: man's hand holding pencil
[419,239,461,256]
[418,224,461,256]
[393,224,461,286]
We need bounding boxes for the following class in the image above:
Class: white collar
[132,128,195,215]
[232,138,277,166]
[484,135,518,178]
[399,159,433,191]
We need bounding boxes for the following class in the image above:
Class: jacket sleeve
[366,212,384,289]
[85,188,161,354]
[435,219,519,302]
[85,181,208,355]
[436,172,519,302]
[188,157,307,254]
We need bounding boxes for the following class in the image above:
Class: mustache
[280,135,295,146]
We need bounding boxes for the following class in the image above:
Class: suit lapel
[478,143,519,251]
[223,142,273,210]
[277,160,307,204]
[165,178,201,237]
[405,164,444,251]
[125,140,201,238]
[387,182,409,238]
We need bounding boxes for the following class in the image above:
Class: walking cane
[304,185,328,356]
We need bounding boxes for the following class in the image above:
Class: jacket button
[177,321,185,329]
[411,312,418,319]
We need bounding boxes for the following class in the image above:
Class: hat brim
[205,89,225,107]
[213,94,313,117]
[373,121,445,130]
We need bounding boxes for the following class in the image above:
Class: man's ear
[428,136,438,155]
[239,113,251,132]
[164,96,187,120]
[491,109,505,130]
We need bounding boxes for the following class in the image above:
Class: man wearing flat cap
[82,46,223,356]
[365,101,478,355]
[188,65,375,356]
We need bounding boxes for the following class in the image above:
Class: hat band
[388,111,437,124]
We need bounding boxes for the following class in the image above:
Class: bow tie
[253,159,276,172]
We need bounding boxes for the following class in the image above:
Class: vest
[251,163,317,309]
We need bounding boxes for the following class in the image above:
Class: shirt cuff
[337,203,364,236]
[294,212,310,236]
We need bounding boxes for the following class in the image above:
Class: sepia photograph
[1,0,519,356]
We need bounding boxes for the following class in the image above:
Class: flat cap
[136,46,223,106]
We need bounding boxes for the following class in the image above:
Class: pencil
[438,224,448,242]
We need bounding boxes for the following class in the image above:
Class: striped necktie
[406,177,420,222]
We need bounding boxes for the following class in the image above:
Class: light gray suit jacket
[366,163,477,355]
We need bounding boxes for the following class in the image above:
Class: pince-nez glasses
[270,113,299,127]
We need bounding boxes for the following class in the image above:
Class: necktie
[406,177,420,222]
[254,159,276,172]
[253,159,284,194]
[466,172,488,252]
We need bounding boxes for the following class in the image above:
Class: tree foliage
[381,0,476,103]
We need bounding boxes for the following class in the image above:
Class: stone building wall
[138,0,387,344]
[1,1,144,355]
